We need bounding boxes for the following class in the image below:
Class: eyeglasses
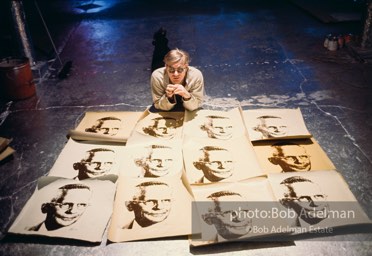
[137,199,172,207]
[84,161,114,168]
[167,66,186,74]
[53,202,88,211]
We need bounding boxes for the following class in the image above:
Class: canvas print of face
[268,170,371,233]
[183,136,263,184]
[108,176,195,242]
[190,177,290,246]
[183,108,246,140]
[48,139,125,180]
[253,138,336,174]
[126,111,184,145]
[119,140,183,178]
[242,108,311,142]
[8,176,117,242]
[74,111,144,141]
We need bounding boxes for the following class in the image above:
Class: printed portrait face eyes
[216,208,250,218]
[84,161,114,168]
[267,125,287,131]
[53,202,88,211]
[206,160,233,168]
[296,194,326,202]
[281,155,309,162]
[150,158,173,165]
[97,127,119,134]
[138,199,172,208]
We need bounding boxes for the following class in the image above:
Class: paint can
[323,34,332,48]
[0,57,36,100]
[327,36,338,51]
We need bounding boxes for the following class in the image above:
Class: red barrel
[0,57,36,100]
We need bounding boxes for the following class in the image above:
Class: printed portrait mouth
[227,224,249,229]
[158,133,174,138]
[152,167,168,172]
[211,169,231,175]
[215,134,232,139]
[150,170,169,176]
[60,216,78,222]
[86,170,106,175]
[292,164,309,169]
[225,223,252,233]
[303,207,328,218]
[148,212,167,218]
[271,132,286,136]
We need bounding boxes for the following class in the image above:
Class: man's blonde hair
[163,48,190,66]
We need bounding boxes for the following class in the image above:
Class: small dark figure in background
[151,28,170,72]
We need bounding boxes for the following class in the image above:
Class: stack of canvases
[8,107,371,245]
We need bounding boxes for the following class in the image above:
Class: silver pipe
[10,0,36,65]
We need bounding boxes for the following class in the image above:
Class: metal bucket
[0,57,36,100]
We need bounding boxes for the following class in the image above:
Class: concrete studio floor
[0,0,371,255]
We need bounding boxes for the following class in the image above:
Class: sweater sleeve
[151,68,176,111]
[182,67,204,111]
